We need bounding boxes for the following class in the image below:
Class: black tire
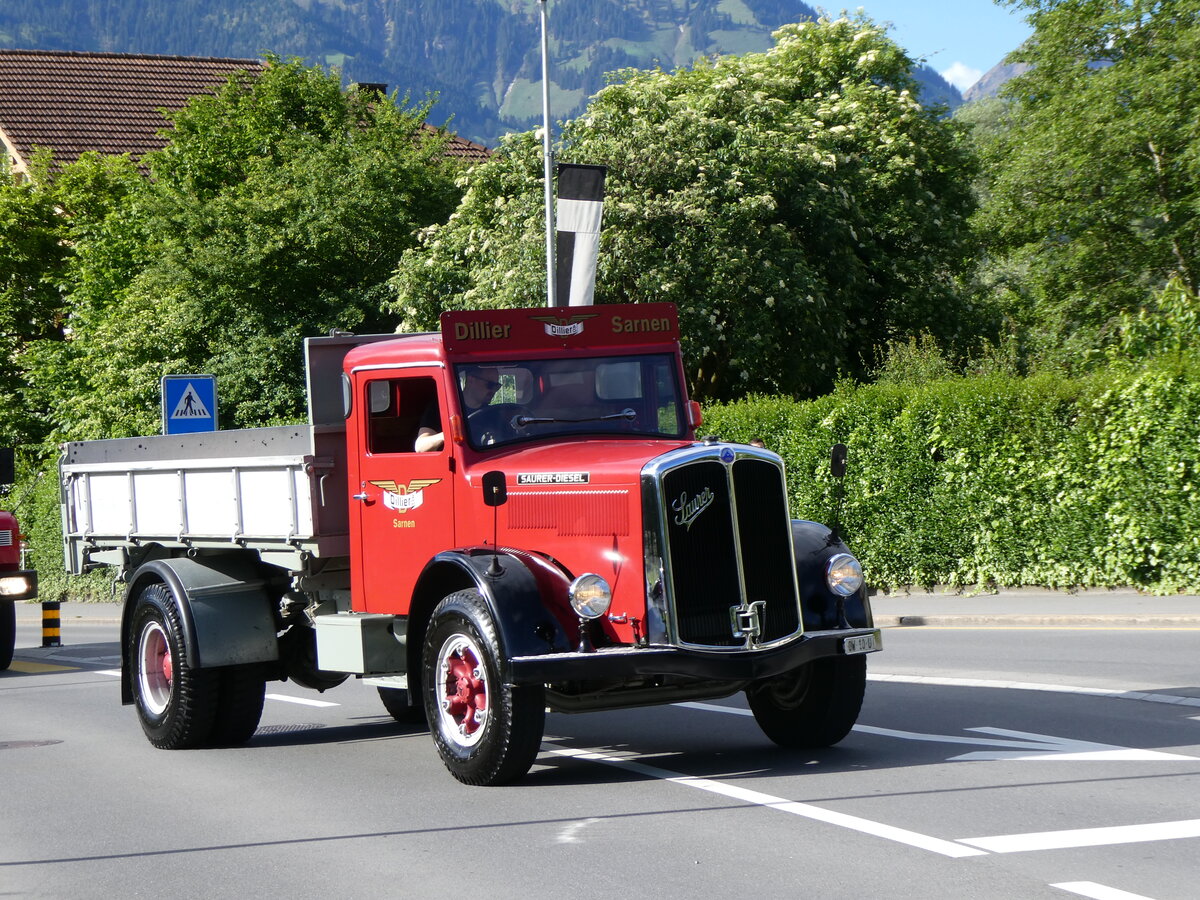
[129,582,219,749]
[210,664,266,746]
[422,590,545,785]
[746,655,867,748]
[377,686,427,724]
[0,599,14,671]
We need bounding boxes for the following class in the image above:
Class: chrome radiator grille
[645,448,801,648]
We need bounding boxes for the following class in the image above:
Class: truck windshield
[455,354,685,449]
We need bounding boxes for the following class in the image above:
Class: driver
[414,366,501,452]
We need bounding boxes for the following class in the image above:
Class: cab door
[348,370,455,614]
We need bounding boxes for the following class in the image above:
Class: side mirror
[830,443,847,479]
[482,470,507,507]
[0,447,13,487]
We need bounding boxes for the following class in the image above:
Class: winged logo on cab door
[368,479,441,512]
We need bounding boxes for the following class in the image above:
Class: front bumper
[509,626,881,685]
[0,570,37,601]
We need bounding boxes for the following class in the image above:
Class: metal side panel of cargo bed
[60,424,349,574]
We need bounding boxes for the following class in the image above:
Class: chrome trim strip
[349,361,446,374]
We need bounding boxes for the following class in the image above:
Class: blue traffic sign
[162,375,217,434]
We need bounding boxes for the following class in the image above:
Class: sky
[851,1,1034,92]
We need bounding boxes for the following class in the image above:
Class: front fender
[411,549,573,681]
[792,520,873,631]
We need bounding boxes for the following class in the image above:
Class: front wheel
[130,582,220,749]
[422,590,544,785]
[746,655,867,748]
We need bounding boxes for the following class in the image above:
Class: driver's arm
[414,426,443,452]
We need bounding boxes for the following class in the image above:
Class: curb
[13,611,122,625]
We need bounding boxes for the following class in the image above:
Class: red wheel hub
[443,646,486,735]
[161,648,173,683]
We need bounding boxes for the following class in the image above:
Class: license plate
[843,632,879,655]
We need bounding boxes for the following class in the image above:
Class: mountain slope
[0,0,961,145]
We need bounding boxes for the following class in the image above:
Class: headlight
[825,553,863,597]
[0,572,36,598]
[569,573,612,619]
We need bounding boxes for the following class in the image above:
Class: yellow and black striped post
[41,601,61,648]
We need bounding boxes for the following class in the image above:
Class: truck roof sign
[440,303,679,353]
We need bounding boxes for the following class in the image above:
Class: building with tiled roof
[0,49,490,179]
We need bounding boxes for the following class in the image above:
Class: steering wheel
[467,403,523,445]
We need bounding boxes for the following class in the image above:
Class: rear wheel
[0,599,14,670]
[746,655,867,748]
[422,590,544,785]
[210,664,266,746]
[378,686,426,724]
[130,583,219,749]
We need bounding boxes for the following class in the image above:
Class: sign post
[162,375,217,435]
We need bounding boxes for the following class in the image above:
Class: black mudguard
[120,556,279,704]
[792,520,874,631]
[411,549,574,682]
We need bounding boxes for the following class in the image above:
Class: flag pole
[538,0,557,307]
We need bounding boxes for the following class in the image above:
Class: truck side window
[366,377,439,455]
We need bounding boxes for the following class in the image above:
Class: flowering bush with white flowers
[391,15,980,402]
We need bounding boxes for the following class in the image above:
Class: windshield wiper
[512,408,637,429]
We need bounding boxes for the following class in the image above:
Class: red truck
[1,448,38,670]
[60,303,880,784]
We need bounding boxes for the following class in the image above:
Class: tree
[391,16,980,401]
[25,57,463,440]
[976,0,1200,367]
[0,156,66,446]
[0,151,145,446]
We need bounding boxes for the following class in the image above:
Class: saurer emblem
[369,479,441,512]
[672,487,715,531]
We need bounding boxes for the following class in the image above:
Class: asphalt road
[3,613,1199,899]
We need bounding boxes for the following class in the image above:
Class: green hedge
[703,358,1200,593]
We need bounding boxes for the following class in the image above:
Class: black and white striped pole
[538,0,558,308]
[554,163,606,307]
[537,0,607,308]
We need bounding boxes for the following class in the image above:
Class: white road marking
[870,673,1200,709]
[678,702,1196,761]
[545,744,986,858]
[1051,882,1158,900]
[96,673,340,709]
[676,701,752,716]
[264,693,339,708]
[856,724,1197,761]
[960,819,1200,853]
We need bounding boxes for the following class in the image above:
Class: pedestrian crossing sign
[162,375,217,434]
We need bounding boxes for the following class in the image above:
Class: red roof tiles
[427,124,492,162]
[0,49,490,176]
[0,50,264,174]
